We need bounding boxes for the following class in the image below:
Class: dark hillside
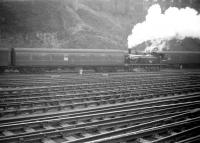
[0,1,63,33]
[0,0,199,50]
[0,0,125,49]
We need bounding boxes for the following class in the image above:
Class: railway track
[1,91,199,122]
[1,76,200,118]
[0,71,200,143]
[89,116,200,143]
[0,93,200,143]
[0,74,199,95]
[0,71,199,88]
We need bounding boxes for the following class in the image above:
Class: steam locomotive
[0,48,200,73]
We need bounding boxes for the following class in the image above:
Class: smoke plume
[128,4,200,51]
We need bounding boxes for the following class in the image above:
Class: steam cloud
[128,4,200,52]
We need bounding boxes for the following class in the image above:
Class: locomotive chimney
[128,49,131,54]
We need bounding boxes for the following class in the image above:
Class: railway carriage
[0,48,12,72]
[158,51,200,69]
[11,48,126,72]
[0,48,11,66]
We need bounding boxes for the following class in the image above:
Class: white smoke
[144,40,168,53]
[128,4,200,51]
